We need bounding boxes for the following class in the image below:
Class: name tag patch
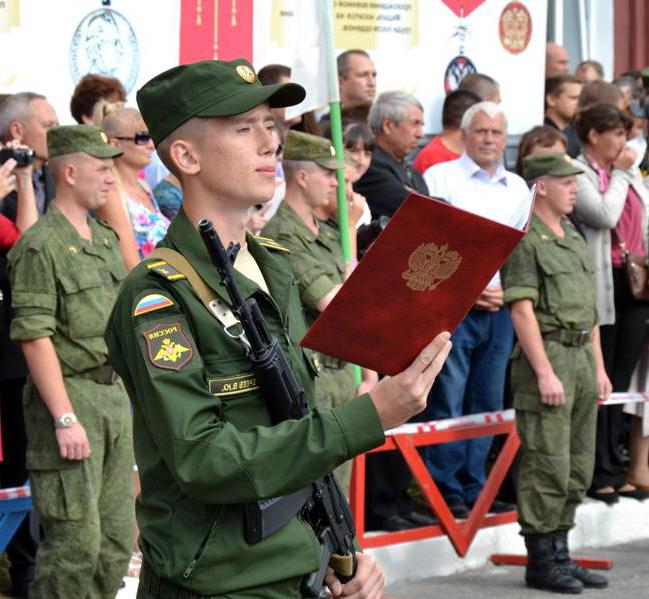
[208,373,259,397]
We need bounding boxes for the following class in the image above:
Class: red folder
[300,191,531,375]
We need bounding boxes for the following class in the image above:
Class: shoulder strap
[147,248,246,342]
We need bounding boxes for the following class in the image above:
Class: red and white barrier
[0,486,30,501]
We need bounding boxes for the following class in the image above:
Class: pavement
[386,540,649,599]
[0,540,644,597]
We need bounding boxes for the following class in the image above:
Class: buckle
[578,330,590,345]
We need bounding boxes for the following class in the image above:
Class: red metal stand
[491,554,614,570]
[350,412,520,555]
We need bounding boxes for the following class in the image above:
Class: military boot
[552,530,608,589]
[524,533,583,594]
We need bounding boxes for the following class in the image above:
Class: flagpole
[321,2,362,385]
[320,3,351,265]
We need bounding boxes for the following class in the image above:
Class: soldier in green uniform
[8,125,132,598]
[502,153,612,594]
[262,130,376,495]
[103,58,452,599]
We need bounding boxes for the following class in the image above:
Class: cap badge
[100,132,108,144]
[564,154,572,163]
[236,65,256,83]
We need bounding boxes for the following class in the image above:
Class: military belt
[542,329,590,347]
[74,364,119,385]
[318,353,346,370]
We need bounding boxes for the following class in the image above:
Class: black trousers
[364,452,413,528]
[593,267,649,489]
[0,377,38,587]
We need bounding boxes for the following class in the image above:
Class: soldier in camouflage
[8,125,132,598]
[262,130,376,494]
[502,153,612,594]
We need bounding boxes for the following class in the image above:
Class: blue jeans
[422,308,514,505]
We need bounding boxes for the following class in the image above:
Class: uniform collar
[276,200,318,242]
[164,208,293,311]
[47,202,107,254]
[530,213,579,246]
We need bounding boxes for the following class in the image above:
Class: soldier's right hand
[369,332,452,430]
[537,371,565,407]
[55,423,91,460]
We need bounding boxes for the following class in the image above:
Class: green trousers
[314,363,357,496]
[511,341,598,534]
[24,377,133,599]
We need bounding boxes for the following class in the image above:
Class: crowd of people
[0,40,647,598]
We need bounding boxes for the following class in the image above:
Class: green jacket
[9,203,125,374]
[104,210,384,596]
[262,202,346,326]
[502,214,597,332]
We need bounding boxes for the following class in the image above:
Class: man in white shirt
[422,102,530,517]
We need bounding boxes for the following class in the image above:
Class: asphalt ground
[386,540,649,598]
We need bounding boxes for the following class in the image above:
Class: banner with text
[254,0,547,135]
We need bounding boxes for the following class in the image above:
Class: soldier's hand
[369,332,452,430]
[537,371,565,407]
[55,422,91,460]
[325,552,385,598]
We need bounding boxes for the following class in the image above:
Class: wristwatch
[55,412,78,429]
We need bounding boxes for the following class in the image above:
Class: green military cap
[47,125,122,159]
[136,58,306,145]
[522,152,584,180]
[283,130,344,170]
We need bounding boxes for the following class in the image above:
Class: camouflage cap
[523,152,584,180]
[47,125,122,159]
[283,130,344,170]
[136,58,306,145]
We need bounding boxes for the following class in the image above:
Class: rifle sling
[148,247,241,332]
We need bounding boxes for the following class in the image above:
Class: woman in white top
[97,107,170,270]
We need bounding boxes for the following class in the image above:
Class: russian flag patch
[133,293,175,317]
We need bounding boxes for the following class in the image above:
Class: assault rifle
[198,219,357,596]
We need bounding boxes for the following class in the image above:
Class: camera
[0,147,36,167]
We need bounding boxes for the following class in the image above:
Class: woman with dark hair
[574,103,649,503]
[516,125,568,176]
[69,73,126,125]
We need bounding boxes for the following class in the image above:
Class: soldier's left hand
[55,422,91,460]
[325,552,385,598]
[596,367,612,401]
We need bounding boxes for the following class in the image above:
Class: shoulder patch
[254,236,291,253]
[133,292,175,317]
[141,321,194,371]
[146,260,186,281]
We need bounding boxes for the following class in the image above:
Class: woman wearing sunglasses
[98,107,170,269]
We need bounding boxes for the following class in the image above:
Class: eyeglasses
[113,131,152,145]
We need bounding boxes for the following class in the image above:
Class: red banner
[180,0,253,64]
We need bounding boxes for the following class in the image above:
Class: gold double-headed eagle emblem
[402,242,463,292]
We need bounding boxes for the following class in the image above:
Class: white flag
[285,0,338,120]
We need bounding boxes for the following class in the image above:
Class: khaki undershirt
[234,243,269,294]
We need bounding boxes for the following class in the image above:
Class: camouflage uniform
[9,204,133,598]
[502,214,599,534]
[263,204,356,492]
